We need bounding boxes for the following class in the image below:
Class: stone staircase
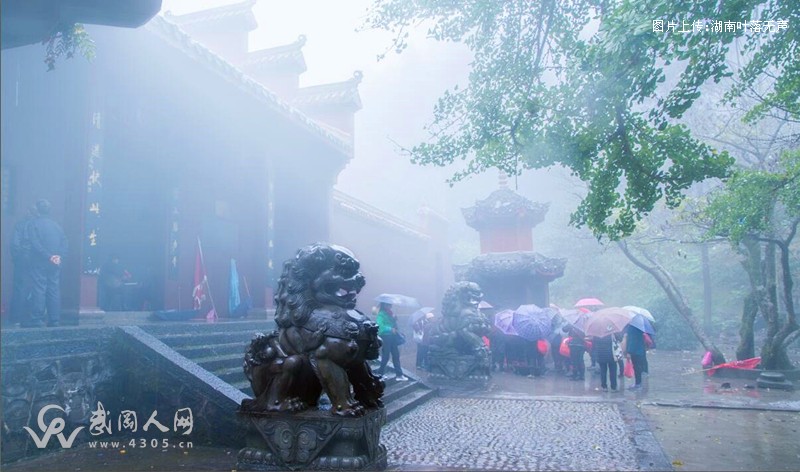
[141,319,436,421]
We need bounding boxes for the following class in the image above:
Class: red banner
[706,357,761,376]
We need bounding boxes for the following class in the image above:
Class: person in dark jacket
[9,206,37,325]
[622,324,647,389]
[25,199,68,327]
[567,326,585,380]
[593,334,618,391]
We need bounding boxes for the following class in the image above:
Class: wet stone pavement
[3,340,798,471]
[383,397,640,471]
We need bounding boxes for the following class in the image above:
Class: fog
[162,0,581,259]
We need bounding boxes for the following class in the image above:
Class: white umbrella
[623,305,655,323]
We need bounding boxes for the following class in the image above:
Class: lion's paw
[332,401,365,417]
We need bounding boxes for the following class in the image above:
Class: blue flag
[229,259,241,315]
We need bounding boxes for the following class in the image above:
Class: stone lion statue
[241,243,384,417]
[426,282,492,379]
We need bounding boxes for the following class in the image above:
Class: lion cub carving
[241,243,384,417]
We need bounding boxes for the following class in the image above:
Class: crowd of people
[369,300,654,393]
[489,318,654,391]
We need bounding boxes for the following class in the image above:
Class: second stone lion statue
[425,281,492,379]
[241,243,384,417]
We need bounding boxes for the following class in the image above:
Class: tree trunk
[701,243,713,334]
[757,242,782,369]
[617,241,726,364]
[737,239,762,361]
[758,222,799,370]
[736,292,757,360]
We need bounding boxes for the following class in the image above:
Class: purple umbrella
[493,309,517,335]
[511,304,552,341]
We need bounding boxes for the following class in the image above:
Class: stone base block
[236,407,387,471]
[427,352,491,381]
[757,372,795,391]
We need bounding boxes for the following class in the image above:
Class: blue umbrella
[628,313,655,335]
[511,304,553,341]
[375,293,420,308]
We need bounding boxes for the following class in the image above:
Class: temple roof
[332,190,430,241]
[240,35,307,73]
[165,0,257,31]
[453,251,566,282]
[293,71,363,111]
[147,15,352,157]
[462,187,549,230]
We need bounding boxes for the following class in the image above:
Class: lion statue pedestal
[237,243,386,471]
[237,409,387,471]
[425,282,492,383]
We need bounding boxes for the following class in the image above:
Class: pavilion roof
[454,251,567,282]
[462,187,549,230]
[240,35,308,73]
[294,71,363,111]
[146,15,352,158]
[165,0,257,31]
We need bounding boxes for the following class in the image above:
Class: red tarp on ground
[706,357,761,376]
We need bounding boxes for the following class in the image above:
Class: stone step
[155,331,265,349]
[175,342,245,359]
[382,379,423,403]
[214,365,248,385]
[231,379,253,396]
[194,353,244,372]
[142,319,274,336]
[386,386,437,423]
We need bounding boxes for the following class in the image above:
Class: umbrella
[408,307,435,328]
[560,309,590,333]
[511,304,552,341]
[582,307,634,337]
[575,297,605,308]
[623,305,655,323]
[493,309,517,335]
[628,313,655,335]
[478,300,494,309]
[374,294,420,308]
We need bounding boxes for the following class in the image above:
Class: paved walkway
[384,397,645,471]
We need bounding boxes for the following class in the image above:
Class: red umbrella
[574,297,605,308]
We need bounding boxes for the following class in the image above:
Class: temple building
[454,175,566,309]
[0,0,448,320]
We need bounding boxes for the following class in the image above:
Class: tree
[702,149,799,369]
[43,23,95,71]
[366,0,797,240]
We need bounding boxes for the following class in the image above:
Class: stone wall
[1,327,117,462]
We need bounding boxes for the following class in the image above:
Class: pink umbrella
[582,307,634,337]
[478,300,494,309]
[574,297,605,308]
[493,309,517,335]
